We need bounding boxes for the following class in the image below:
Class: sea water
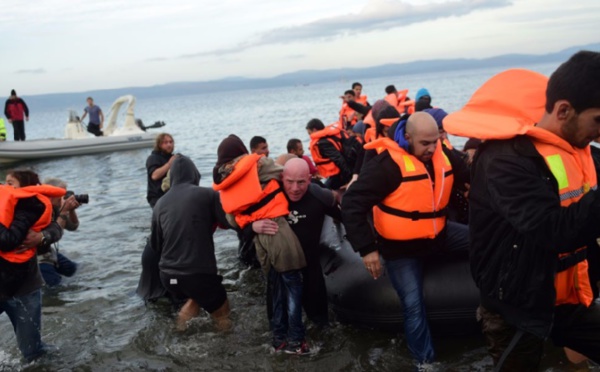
[0,62,580,371]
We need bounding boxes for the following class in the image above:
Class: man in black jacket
[470,51,600,369]
[342,112,470,366]
[151,156,231,331]
[146,133,175,208]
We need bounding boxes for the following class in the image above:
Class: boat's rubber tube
[319,216,480,334]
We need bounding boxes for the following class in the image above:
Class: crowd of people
[138,51,600,370]
[2,50,600,370]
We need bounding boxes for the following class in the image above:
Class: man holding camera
[36,178,84,287]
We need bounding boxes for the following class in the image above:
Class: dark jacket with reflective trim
[342,145,469,260]
[470,136,600,339]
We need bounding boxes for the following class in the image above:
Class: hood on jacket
[393,118,410,152]
[170,155,201,187]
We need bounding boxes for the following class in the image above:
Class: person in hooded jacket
[151,155,232,331]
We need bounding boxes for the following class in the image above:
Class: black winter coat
[470,135,600,338]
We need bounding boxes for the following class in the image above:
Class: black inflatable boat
[319,217,480,334]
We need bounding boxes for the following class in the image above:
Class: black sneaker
[284,341,310,355]
[272,340,287,353]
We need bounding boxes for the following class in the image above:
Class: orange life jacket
[442,137,453,150]
[309,123,348,178]
[530,127,595,307]
[0,184,66,263]
[385,90,409,112]
[444,68,594,307]
[212,154,289,229]
[364,137,454,240]
[339,102,357,127]
[384,93,398,108]
[399,99,415,115]
[356,94,368,106]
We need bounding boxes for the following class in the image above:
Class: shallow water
[1,62,588,371]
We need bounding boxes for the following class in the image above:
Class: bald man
[342,112,470,366]
[255,158,341,327]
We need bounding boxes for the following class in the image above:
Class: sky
[1,0,598,95]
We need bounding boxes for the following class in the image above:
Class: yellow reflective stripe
[403,155,415,172]
[442,153,451,166]
[545,154,569,190]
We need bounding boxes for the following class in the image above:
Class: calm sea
[1,63,580,371]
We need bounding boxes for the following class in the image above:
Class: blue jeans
[269,268,305,344]
[0,289,45,361]
[385,221,469,363]
[39,253,78,287]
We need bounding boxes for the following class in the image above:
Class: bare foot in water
[176,299,201,331]
[211,299,232,332]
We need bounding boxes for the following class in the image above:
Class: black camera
[64,191,89,204]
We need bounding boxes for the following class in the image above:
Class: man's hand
[61,195,80,212]
[25,116,29,122]
[7,119,12,123]
[463,183,470,199]
[362,250,383,280]
[21,230,43,248]
[252,219,278,235]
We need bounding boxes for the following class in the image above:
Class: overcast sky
[2,0,598,95]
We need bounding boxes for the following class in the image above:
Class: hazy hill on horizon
[23,42,600,110]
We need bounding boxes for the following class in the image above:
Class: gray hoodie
[151,156,228,275]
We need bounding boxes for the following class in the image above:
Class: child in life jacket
[213,134,309,354]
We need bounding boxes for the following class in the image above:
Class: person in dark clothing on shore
[4,89,29,141]
[342,112,470,366]
[152,155,231,331]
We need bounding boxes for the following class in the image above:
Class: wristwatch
[40,231,49,246]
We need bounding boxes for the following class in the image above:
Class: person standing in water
[80,97,104,137]
[466,51,600,369]
[342,112,470,368]
[137,133,177,303]
[152,156,232,331]
[4,89,29,141]
[146,133,176,209]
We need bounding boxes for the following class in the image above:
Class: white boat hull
[0,132,156,165]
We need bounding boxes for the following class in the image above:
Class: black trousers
[479,303,600,371]
[12,120,25,141]
[87,123,103,137]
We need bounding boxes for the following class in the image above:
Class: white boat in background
[0,95,165,165]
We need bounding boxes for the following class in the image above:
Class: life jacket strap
[240,186,283,216]
[556,248,587,273]
[377,204,448,221]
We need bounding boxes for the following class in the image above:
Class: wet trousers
[0,288,45,361]
[269,268,305,345]
[384,221,469,364]
[479,303,600,371]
